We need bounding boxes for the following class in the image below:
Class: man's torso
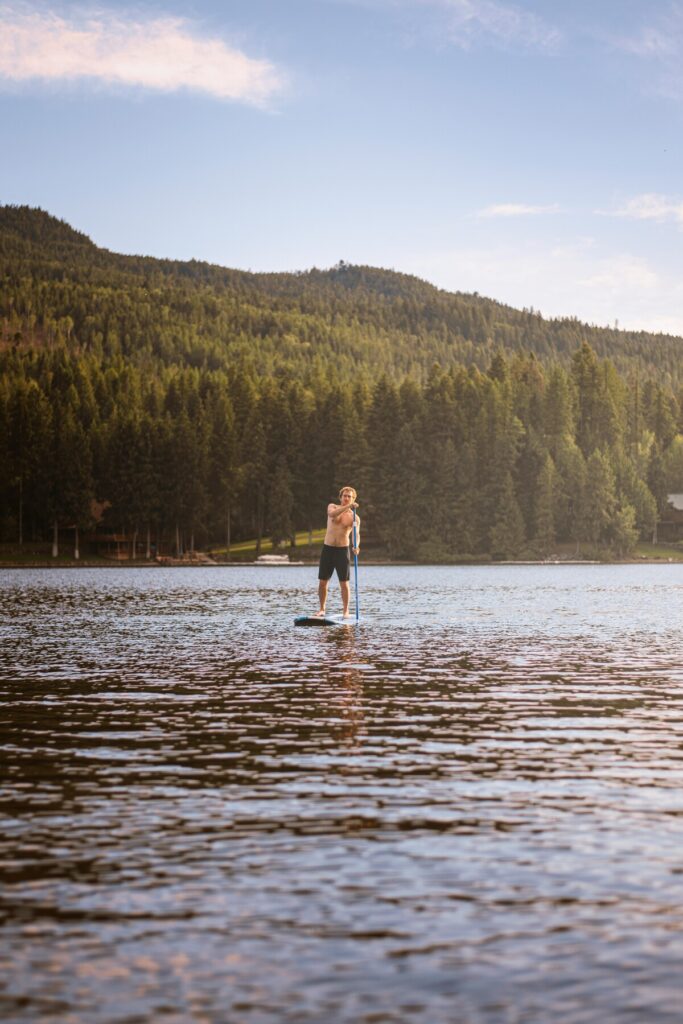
[324,507,358,547]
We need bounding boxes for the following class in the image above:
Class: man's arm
[327,502,358,521]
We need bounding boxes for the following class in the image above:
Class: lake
[2,564,683,1023]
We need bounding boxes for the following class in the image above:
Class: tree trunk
[74,525,80,560]
[255,493,263,557]
[131,527,138,561]
[18,476,23,545]
[52,520,59,557]
[146,524,151,560]
[226,502,231,562]
[175,523,181,558]
[190,529,195,556]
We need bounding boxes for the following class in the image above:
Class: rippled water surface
[3,564,683,1023]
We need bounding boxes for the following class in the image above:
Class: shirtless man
[314,486,361,618]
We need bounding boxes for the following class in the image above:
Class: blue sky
[2,0,683,333]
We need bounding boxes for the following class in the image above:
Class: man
[314,486,361,618]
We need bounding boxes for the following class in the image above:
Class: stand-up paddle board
[294,614,360,626]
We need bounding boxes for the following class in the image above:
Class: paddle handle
[352,509,359,622]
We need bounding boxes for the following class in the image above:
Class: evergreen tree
[206,388,239,554]
[269,456,295,549]
[579,450,618,550]
[385,421,425,559]
[553,439,586,547]
[48,402,94,558]
[241,410,268,556]
[534,453,557,554]
[8,378,52,543]
[544,365,575,448]
[610,503,639,557]
[489,472,525,559]
[647,443,668,543]
[572,343,620,455]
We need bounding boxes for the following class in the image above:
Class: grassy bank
[1,536,682,567]
[211,529,326,562]
[0,530,328,567]
[0,542,118,567]
[632,542,683,561]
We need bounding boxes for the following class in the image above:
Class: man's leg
[316,546,332,616]
[340,580,351,617]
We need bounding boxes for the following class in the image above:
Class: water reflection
[2,565,683,1022]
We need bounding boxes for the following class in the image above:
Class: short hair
[339,485,357,501]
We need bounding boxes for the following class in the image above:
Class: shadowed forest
[2,205,683,560]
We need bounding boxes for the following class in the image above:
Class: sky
[2,0,683,334]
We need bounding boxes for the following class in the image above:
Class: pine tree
[553,439,586,547]
[269,456,294,549]
[579,450,618,550]
[610,503,638,557]
[647,443,668,543]
[385,421,425,559]
[489,472,525,559]
[544,365,575,448]
[206,388,239,555]
[8,378,52,543]
[48,402,94,558]
[241,410,268,556]
[534,453,557,554]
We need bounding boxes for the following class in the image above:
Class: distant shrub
[414,539,459,563]
[414,540,488,564]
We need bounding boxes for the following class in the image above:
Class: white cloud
[615,26,677,59]
[477,202,561,218]
[333,0,561,52]
[606,193,683,227]
[613,6,683,102]
[578,253,659,293]
[418,0,561,52]
[0,6,285,105]
[397,239,683,335]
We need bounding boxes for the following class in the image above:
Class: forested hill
[4,204,683,563]
[1,204,682,383]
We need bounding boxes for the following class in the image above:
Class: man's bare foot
[313,609,326,617]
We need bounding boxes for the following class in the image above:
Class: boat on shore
[253,554,305,566]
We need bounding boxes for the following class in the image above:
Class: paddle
[352,508,359,622]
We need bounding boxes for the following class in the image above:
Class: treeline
[3,340,683,559]
[3,205,683,385]
[3,205,683,560]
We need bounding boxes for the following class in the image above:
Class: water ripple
[2,565,683,1022]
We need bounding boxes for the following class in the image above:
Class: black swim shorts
[318,543,351,582]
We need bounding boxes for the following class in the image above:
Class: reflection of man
[314,487,361,619]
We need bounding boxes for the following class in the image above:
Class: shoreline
[0,558,680,569]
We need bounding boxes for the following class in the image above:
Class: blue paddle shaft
[352,509,359,621]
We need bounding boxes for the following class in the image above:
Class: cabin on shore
[658,494,683,543]
[88,532,133,560]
